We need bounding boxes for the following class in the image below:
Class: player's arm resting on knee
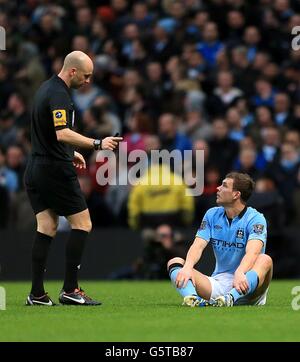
[234,215,267,293]
[56,128,122,150]
[176,237,207,288]
[234,239,263,294]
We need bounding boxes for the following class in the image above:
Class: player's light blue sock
[169,266,198,298]
[229,270,259,302]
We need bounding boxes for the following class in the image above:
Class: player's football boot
[183,295,214,307]
[59,287,101,306]
[214,293,234,307]
[25,292,56,306]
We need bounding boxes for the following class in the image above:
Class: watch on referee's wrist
[93,139,102,150]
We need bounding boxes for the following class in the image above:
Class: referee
[24,51,122,306]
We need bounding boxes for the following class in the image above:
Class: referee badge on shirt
[53,109,67,127]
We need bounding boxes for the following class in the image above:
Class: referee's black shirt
[31,75,75,161]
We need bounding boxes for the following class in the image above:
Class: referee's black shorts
[24,156,87,216]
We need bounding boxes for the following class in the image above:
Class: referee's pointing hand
[101,136,123,151]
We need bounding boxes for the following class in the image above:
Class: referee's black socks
[31,231,52,297]
[63,229,88,293]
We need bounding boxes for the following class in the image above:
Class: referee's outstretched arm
[56,128,123,151]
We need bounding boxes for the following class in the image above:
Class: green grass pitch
[0,280,300,342]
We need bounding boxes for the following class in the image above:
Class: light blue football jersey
[196,206,267,276]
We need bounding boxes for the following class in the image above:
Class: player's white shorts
[207,272,268,306]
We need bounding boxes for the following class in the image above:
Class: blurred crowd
[108,224,187,279]
[0,0,299,269]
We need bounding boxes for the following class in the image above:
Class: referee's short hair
[226,172,255,203]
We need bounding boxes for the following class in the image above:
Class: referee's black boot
[59,287,102,306]
[26,292,56,306]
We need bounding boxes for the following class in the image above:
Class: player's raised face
[216,178,239,205]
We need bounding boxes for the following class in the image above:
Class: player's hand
[101,136,123,151]
[233,270,249,295]
[73,151,86,169]
[175,267,195,289]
